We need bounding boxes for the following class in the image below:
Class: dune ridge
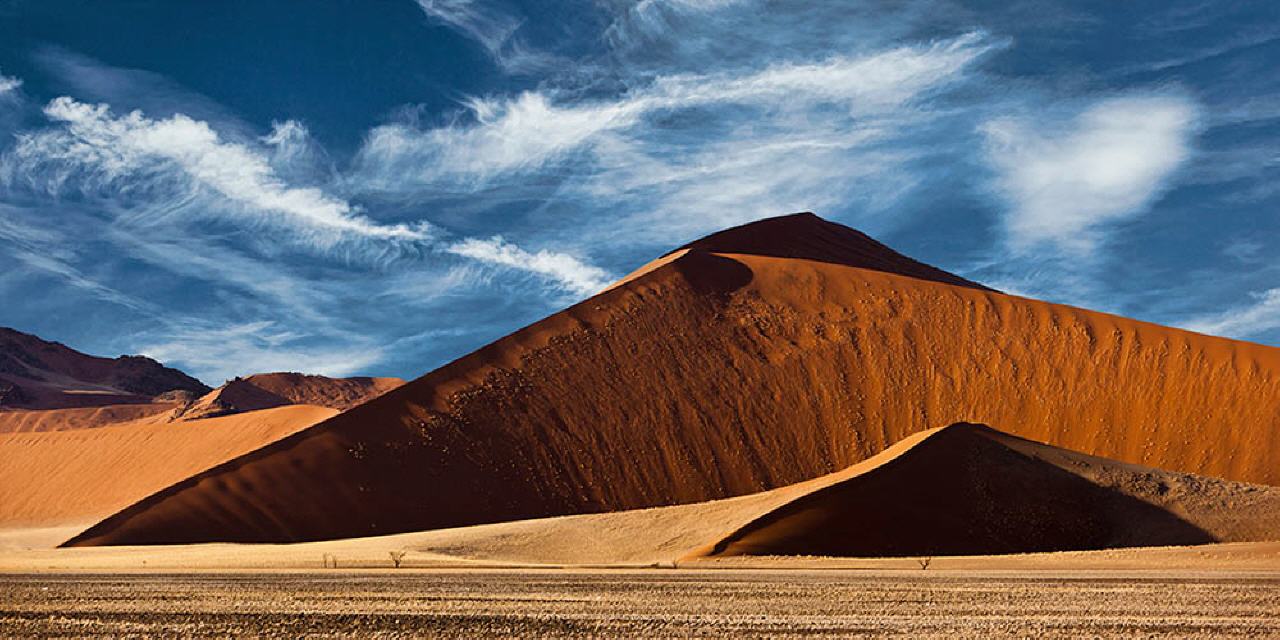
[60,213,1280,546]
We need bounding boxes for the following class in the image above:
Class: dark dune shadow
[672,212,994,291]
[706,423,1215,558]
[672,250,755,295]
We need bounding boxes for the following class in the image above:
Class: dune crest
[59,213,1280,546]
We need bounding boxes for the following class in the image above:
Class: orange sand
[55,213,1280,545]
[0,405,334,534]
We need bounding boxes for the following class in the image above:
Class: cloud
[0,71,20,95]
[138,321,386,384]
[9,97,428,246]
[355,32,998,189]
[1,97,608,295]
[412,0,552,73]
[447,236,610,295]
[1181,288,1280,339]
[982,93,1201,253]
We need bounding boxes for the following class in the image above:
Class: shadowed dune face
[64,213,1280,546]
[675,212,992,291]
[699,424,1223,558]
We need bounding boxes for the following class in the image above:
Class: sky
[0,0,1277,384]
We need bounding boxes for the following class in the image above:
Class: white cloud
[412,0,551,73]
[0,207,156,313]
[139,321,386,384]
[448,236,610,295]
[355,32,996,188]
[983,93,1200,253]
[11,97,428,246]
[0,71,20,95]
[1181,288,1280,339]
[1,97,609,296]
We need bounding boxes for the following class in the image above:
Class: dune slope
[0,403,178,434]
[64,213,1280,546]
[0,405,335,536]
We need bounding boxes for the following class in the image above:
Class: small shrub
[389,550,407,569]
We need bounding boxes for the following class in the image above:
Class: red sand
[59,213,1280,546]
[0,405,335,532]
[175,373,404,420]
[692,423,1280,559]
[0,403,178,434]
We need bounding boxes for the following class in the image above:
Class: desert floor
[2,566,1279,638]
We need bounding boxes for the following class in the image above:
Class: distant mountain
[0,327,209,409]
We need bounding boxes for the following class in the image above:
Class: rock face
[63,212,1280,546]
[0,328,210,409]
[173,373,405,420]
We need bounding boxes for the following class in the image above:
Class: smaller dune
[691,423,1280,559]
[174,373,404,420]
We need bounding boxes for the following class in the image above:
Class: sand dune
[175,372,404,420]
[50,424,1280,568]
[0,403,178,434]
[692,423,1280,559]
[56,213,1280,545]
[0,405,334,542]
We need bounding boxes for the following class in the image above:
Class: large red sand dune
[63,213,1280,546]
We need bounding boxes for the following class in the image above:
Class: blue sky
[0,0,1277,383]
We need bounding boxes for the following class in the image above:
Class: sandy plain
[2,564,1278,638]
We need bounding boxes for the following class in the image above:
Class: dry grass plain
[2,568,1279,638]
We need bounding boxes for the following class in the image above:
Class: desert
[2,213,1279,637]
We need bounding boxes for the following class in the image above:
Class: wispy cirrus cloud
[1,97,609,295]
[356,32,997,191]
[448,236,610,294]
[137,320,387,383]
[1181,288,1280,339]
[982,93,1201,254]
[412,0,553,73]
[9,97,429,245]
